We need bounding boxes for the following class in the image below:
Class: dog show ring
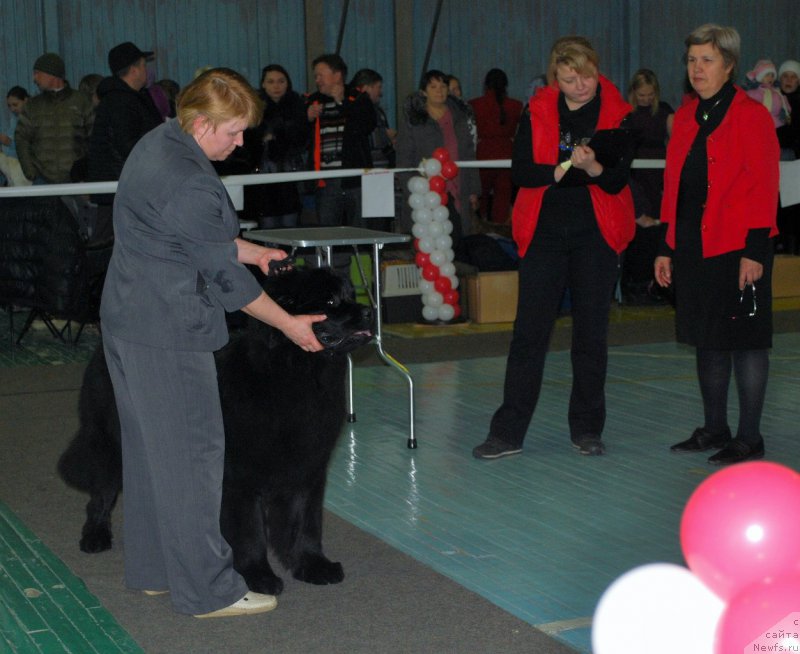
[246,226,416,448]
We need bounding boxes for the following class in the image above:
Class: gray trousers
[103,332,248,615]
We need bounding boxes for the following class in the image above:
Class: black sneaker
[472,438,522,460]
[571,437,606,456]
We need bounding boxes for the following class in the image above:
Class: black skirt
[673,127,773,350]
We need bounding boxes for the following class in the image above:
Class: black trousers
[489,211,620,446]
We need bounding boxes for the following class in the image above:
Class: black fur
[58,267,373,595]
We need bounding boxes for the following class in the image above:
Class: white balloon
[408,192,425,209]
[441,219,453,234]
[592,563,724,654]
[437,303,455,321]
[429,250,447,266]
[423,158,442,177]
[423,191,442,209]
[422,305,439,321]
[407,176,429,194]
[423,291,443,307]
[418,279,433,293]
[444,248,455,262]
[417,237,434,254]
[439,262,456,277]
[412,207,432,224]
[435,235,452,251]
[411,222,429,239]
[427,221,444,237]
[432,205,449,222]
[448,274,459,290]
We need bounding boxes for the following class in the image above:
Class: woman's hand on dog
[243,292,326,352]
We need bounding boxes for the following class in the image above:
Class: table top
[245,226,410,248]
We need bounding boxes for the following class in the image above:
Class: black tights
[696,348,769,444]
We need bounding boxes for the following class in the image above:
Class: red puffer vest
[512,76,635,257]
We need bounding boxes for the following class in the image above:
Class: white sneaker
[193,591,278,618]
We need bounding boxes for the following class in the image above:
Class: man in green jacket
[15,52,94,184]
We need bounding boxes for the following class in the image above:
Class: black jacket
[88,76,163,191]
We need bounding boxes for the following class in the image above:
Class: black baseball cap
[108,42,154,75]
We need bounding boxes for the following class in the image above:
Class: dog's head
[261,267,373,355]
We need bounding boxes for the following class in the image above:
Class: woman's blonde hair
[628,69,662,116]
[684,24,740,81]
[547,36,599,84]
[177,67,263,134]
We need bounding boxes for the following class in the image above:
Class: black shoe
[708,438,765,465]
[670,427,731,453]
[571,437,606,456]
[472,438,522,460]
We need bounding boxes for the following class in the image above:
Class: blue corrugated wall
[1,1,798,147]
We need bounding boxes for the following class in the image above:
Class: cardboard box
[466,271,519,323]
[773,255,800,298]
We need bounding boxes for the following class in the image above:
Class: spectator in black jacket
[87,42,163,242]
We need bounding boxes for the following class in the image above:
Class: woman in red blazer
[655,24,780,465]
[469,69,522,223]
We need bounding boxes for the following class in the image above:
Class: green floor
[0,502,141,654]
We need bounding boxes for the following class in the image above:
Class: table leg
[371,243,416,449]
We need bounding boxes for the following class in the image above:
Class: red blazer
[660,87,779,258]
[512,76,635,257]
[469,92,523,160]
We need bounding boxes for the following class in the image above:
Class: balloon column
[592,462,800,654]
[407,147,461,322]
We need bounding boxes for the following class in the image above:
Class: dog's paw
[79,528,113,553]
[293,556,344,585]
[243,570,284,596]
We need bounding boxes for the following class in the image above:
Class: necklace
[701,98,722,121]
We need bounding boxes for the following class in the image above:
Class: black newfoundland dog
[58,266,372,595]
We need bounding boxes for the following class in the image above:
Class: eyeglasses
[730,283,757,320]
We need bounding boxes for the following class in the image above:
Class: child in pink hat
[745,59,791,128]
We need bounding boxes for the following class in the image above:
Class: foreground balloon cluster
[592,462,800,653]
[408,148,461,322]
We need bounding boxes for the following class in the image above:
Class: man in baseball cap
[87,42,162,241]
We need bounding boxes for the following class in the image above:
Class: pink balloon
[715,575,800,654]
[680,462,800,601]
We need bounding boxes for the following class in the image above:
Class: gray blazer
[100,119,262,351]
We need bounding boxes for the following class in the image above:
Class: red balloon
[443,289,460,305]
[441,160,459,180]
[431,147,450,162]
[421,264,440,281]
[428,175,446,193]
[433,276,452,293]
[680,462,800,601]
[452,304,462,318]
[439,192,449,206]
[413,238,420,251]
[415,251,430,268]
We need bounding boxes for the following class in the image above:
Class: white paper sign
[780,160,800,208]
[361,170,396,217]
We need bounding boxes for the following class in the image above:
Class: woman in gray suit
[100,68,324,618]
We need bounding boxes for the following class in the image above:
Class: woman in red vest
[473,37,635,460]
[655,24,779,465]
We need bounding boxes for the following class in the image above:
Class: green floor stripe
[0,502,143,654]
